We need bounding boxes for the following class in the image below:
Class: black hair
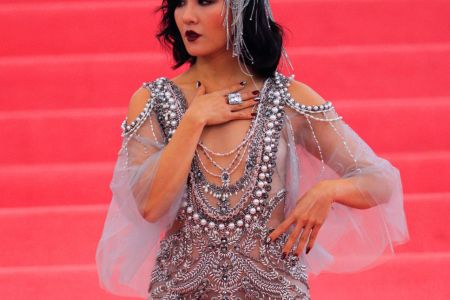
[154,0,285,78]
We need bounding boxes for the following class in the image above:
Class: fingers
[220,81,247,95]
[281,222,307,256]
[195,80,206,96]
[267,216,294,244]
[293,223,314,256]
[302,225,321,255]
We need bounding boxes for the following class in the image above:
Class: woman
[96,0,410,299]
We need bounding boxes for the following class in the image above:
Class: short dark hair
[154,0,285,78]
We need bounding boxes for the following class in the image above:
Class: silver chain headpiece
[221,0,294,77]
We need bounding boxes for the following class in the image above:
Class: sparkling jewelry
[227,92,243,105]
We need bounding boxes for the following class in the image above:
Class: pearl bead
[256,190,262,197]
[200,219,207,226]
[209,221,215,228]
[193,213,199,220]
[253,199,260,206]
[250,207,256,214]
[187,206,193,213]
[245,214,251,221]
[171,120,177,126]
[264,137,271,143]
[219,223,225,230]
[263,155,270,162]
[265,145,272,152]
[267,122,274,128]
[259,173,266,180]
[266,130,273,136]
[273,99,280,105]
[272,107,279,113]
[261,165,268,172]
[228,222,235,229]
[270,115,276,121]
[237,220,244,227]
[258,181,265,188]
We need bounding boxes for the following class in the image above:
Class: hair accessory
[221,0,294,77]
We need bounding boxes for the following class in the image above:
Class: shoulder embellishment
[273,72,342,122]
[120,81,155,137]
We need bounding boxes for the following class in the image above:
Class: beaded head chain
[221,0,294,76]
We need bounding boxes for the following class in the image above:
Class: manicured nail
[252,90,260,95]
[281,252,286,259]
[195,81,201,88]
[293,252,298,257]
[251,112,257,116]
[240,80,247,86]
[306,247,311,254]
[254,96,261,101]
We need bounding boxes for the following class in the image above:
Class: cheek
[206,10,227,43]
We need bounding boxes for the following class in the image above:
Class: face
[174,0,231,57]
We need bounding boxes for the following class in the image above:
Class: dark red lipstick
[185,30,201,42]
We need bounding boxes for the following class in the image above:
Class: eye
[199,0,213,4]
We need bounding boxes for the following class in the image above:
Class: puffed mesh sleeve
[282,83,409,275]
[95,84,187,297]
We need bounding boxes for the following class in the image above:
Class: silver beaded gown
[96,72,409,299]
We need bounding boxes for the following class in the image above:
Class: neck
[186,49,265,92]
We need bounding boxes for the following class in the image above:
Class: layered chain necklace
[194,113,258,210]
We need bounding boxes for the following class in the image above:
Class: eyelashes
[175,0,214,7]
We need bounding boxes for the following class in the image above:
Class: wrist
[320,179,339,205]
[184,109,207,128]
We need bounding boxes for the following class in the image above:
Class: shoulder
[121,81,157,135]
[286,78,327,107]
[126,85,152,125]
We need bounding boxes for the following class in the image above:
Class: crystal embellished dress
[96,72,409,299]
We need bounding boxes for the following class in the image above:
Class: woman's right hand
[187,81,260,126]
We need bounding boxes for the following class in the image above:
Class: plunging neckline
[163,75,273,111]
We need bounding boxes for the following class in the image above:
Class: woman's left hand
[267,180,336,257]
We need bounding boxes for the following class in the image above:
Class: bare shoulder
[125,86,152,126]
[287,79,327,106]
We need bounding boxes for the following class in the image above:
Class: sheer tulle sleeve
[95,83,187,297]
[282,80,409,276]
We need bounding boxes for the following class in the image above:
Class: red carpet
[0,0,449,299]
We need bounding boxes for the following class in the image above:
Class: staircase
[0,0,449,299]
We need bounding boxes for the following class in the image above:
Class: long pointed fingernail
[240,80,247,86]
[195,81,201,88]
[306,247,311,254]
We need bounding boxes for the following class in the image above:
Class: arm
[286,79,399,209]
[127,87,206,222]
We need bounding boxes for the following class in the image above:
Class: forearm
[142,110,205,222]
[325,177,378,210]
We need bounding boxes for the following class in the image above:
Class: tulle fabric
[96,79,410,298]
[95,93,187,297]
[282,104,409,275]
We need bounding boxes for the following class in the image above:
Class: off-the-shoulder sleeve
[280,77,409,276]
[95,83,187,297]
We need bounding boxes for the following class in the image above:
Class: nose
[181,1,199,25]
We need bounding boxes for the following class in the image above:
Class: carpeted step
[0,254,448,299]
[0,99,448,165]
[0,194,447,268]
[1,0,449,56]
[1,154,449,207]
[1,45,449,111]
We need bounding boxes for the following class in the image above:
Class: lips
[185,30,201,41]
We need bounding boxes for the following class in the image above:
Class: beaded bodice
[123,72,336,299]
